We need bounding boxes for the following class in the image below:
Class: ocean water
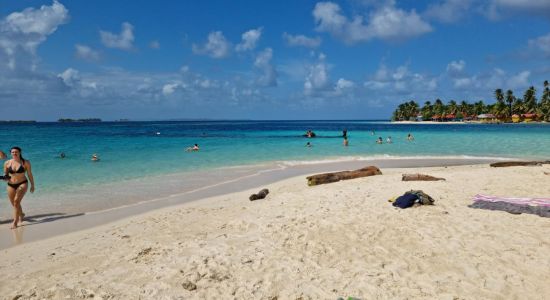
[1,120,549,217]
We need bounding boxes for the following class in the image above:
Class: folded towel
[473,194,550,207]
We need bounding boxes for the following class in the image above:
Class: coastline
[0,156,505,249]
[1,160,549,299]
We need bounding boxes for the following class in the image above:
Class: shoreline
[1,161,549,298]
[0,156,504,249]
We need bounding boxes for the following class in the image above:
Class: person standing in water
[3,147,35,229]
[343,136,349,146]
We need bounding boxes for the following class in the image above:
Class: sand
[1,164,549,299]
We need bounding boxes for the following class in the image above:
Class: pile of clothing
[391,190,435,209]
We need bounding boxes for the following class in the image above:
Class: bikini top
[8,162,25,174]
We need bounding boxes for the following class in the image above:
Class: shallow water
[0,120,548,217]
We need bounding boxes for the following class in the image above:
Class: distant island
[0,120,36,123]
[392,80,550,123]
[58,118,102,123]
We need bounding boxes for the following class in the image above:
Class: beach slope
[1,164,549,299]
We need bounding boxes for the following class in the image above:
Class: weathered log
[249,188,269,201]
[306,166,382,186]
[490,161,550,167]
[402,174,446,181]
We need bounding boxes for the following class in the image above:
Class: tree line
[392,80,550,122]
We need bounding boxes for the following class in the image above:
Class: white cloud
[364,63,437,93]
[75,44,100,61]
[485,0,550,20]
[454,77,473,88]
[149,40,160,49]
[446,60,466,77]
[528,32,550,57]
[236,27,262,52]
[100,22,135,50]
[58,68,80,87]
[304,53,330,95]
[506,70,530,89]
[334,78,355,94]
[162,82,184,96]
[283,32,322,48]
[254,48,277,87]
[192,31,231,58]
[424,0,473,23]
[0,0,69,70]
[313,1,432,44]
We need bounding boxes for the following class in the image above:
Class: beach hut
[431,114,442,122]
[477,114,496,123]
[416,114,423,122]
[445,114,456,121]
[512,114,520,123]
[522,113,536,122]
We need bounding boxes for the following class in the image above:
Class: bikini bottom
[7,179,28,190]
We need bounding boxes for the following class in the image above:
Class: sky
[0,0,549,121]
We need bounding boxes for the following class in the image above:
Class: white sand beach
[1,163,549,299]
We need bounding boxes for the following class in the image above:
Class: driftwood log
[249,188,269,201]
[306,166,382,186]
[402,174,446,181]
[490,161,550,167]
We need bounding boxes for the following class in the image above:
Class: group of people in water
[304,129,414,147]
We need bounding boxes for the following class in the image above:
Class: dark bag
[393,193,419,209]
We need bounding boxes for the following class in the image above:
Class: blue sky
[0,0,549,121]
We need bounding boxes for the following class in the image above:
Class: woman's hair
[10,146,25,163]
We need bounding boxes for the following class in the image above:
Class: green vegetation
[392,80,550,122]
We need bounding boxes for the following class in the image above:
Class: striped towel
[473,194,550,207]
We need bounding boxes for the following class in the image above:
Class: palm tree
[494,89,504,104]
[473,100,486,116]
[505,90,515,117]
[421,101,432,120]
[540,80,550,121]
[523,86,537,114]
[447,100,458,115]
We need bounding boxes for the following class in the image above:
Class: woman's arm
[25,160,35,193]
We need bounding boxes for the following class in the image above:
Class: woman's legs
[7,183,27,229]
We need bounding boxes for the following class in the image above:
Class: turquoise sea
[1,120,549,217]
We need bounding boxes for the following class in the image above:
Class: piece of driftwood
[306,166,382,186]
[402,174,445,181]
[490,161,550,167]
[249,188,269,201]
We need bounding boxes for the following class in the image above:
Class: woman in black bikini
[3,147,35,229]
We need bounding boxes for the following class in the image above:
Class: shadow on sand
[0,212,85,226]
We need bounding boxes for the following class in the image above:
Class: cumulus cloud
[149,40,160,49]
[100,22,135,50]
[58,68,80,87]
[236,27,262,52]
[485,0,550,20]
[162,82,185,96]
[75,44,100,61]
[506,70,530,89]
[424,0,473,23]
[283,32,322,48]
[364,63,437,93]
[304,53,331,95]
[0,0,69,70]
[313,1,432,44]
[528,32,550,57]
[254,48,277,87]
[192,31,231,58]
[446,60,466,77]
[334,78,355,94]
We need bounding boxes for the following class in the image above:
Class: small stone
[182,281,197,291]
